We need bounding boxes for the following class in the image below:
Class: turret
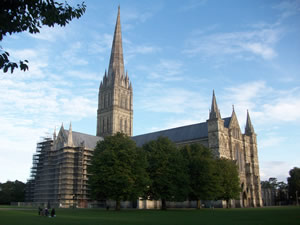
[209,90,221,120]
[67,122,73,147]
[245,110,255,135]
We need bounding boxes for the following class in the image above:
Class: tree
[88,133,149,210]
[288,167,300,203]
[143,136,189,210]
[0,180,26,204]
[181,143,220,209]
[215,158,240,208]
[261,177,278,189]
[0,0,86,73]
[261,177,289,205]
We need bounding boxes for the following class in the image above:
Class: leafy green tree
[261,177,289,205]
[215,158,240,208]
[143,136,189,210]
[0,0,86,73]
[261,178,278,189]
[0,180,26,204]
[181,144,220,209]
[288,167,300,202]
[88,132,149,210]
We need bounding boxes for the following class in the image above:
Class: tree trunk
[197,199,202,209]
[161,199,167,210]
[115,199,121,211]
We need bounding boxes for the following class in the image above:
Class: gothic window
[107,117,109,132]
[125,97,128,109]
[101,95,104,109]
[120,118,123,132]
[102,118,105,133]
[235,144,244,172]
[124,119,127,133]
[105,94,108,108]
[108,93,110,106]
[104,117,106,132]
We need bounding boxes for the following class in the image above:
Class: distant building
[28,7,262,208]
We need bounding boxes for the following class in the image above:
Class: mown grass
[0,206,299,225]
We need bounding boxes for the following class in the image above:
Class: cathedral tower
[97,7,133,137]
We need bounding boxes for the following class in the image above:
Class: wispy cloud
[61,41,89,66]
[137,59,184,81]
[220,81,300,127]
[184,27,282,60]
[88,33,113,55]
[273,0,300,20]
[28,26,67,42]
[179,0,207,12]
[137,83,207,114]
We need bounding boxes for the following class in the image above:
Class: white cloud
[184,27,282,60]
[138,59,184,81]
[220,81,300,126]
[128,45,160,55]
[273,0,300,20]
[28,26,67,42]
[260,161,297,182]
[137,85,207,114]
[259,136,286,149]
[61,41,89,66]
[66,70,100,81]
[241,42,276,59]
[88,33,113,54]
[179,0,207,12]
[261,95,300,122]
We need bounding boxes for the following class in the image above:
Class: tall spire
[209,90,221,119]
[108,6,124,79]
[245,110,255,135]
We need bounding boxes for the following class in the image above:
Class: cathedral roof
[132,122,207,146]
[132,117,232,147]
[64,130,103,149]
[61,117,232,149]
[223,116,231,128]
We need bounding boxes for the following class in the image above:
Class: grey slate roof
[65,130,103,149]
[132,122,208,147]
[62,117,232,149]
[223,117,231,128]
[132,117,232,147]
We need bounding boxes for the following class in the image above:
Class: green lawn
[0,206,299,225]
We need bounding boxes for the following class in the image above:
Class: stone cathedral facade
[28,7,262,208]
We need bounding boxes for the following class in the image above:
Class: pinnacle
[245,110,254,134]
[209,90,221,119]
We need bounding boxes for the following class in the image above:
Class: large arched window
[120,118,123,132]
[125,97,128,109]
[102,118,105,133]
[101,95,104,109]
[124,119,127,133]
[235,144,244,172]
[107,117,109,132]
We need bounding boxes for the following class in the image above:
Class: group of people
[38,207,56,217]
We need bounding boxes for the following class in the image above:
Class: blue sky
[0,0,299,183]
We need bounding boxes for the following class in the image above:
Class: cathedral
[28,7,263,208]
